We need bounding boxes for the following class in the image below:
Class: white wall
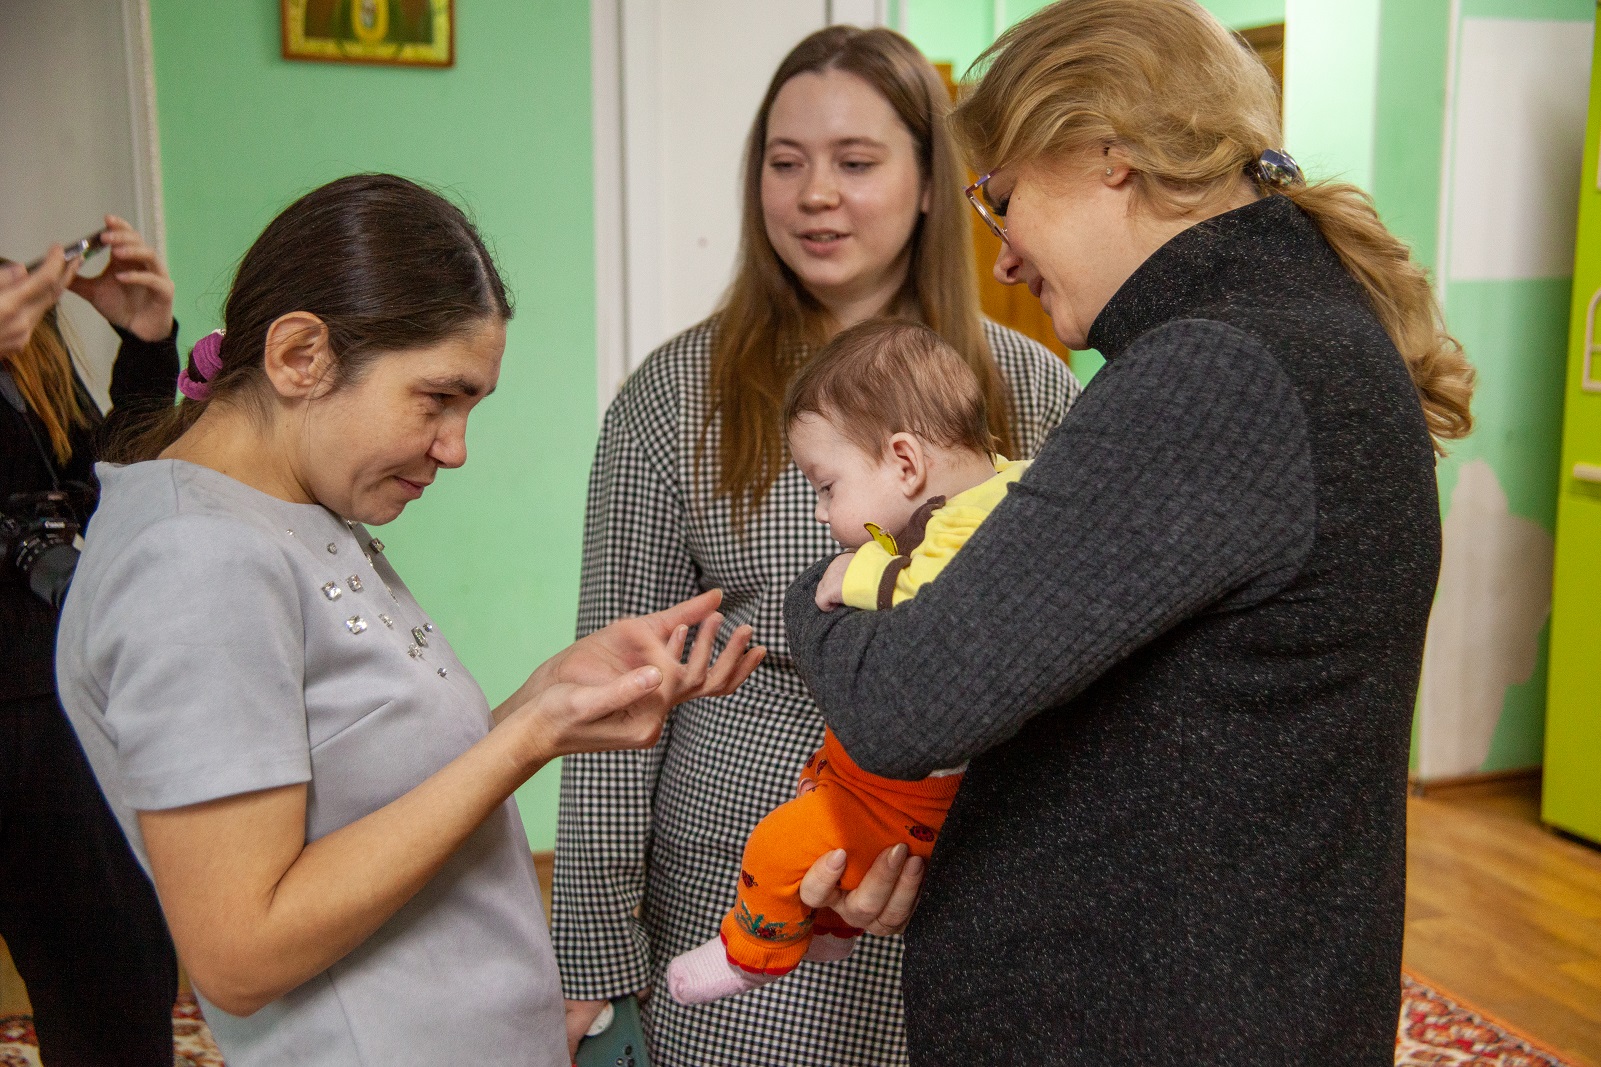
[593,0,888,409]
[1415,14,1592,780]
[0,0,162,409]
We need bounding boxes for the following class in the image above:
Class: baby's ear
[886,432,928,496]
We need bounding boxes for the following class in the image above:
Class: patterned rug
[1396,972,1579,1067]
[0,993,223,1067]
[0,977,1582,1066]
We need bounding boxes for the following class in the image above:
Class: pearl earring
[1105,167,1113,176]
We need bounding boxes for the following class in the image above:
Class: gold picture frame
[282,0,454,69]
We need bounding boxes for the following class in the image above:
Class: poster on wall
[281,0,454,68]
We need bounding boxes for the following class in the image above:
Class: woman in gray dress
[54,174,763,1067]
[552,26,1077,1067]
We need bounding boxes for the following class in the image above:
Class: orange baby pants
[718,727,962,975]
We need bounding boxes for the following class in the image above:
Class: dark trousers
[0,693,177,1066]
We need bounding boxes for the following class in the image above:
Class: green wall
[148,0,596,849]
[901,0,1287,77]
[901,0,1286,79]
[1283,0,1380,187]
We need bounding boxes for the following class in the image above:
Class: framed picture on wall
[281,0,454,68]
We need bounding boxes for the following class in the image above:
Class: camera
[2,485,95,611]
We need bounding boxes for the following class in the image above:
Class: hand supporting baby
[814,552,856,610]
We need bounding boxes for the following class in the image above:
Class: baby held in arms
[666,319,1032,1004]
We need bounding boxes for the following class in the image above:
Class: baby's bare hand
[815,553,854,610]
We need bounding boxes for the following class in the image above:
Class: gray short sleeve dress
[55,459,567,1067]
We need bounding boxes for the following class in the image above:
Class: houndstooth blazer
[552,317,1078,1067]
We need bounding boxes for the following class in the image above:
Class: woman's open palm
[510,590,764,756]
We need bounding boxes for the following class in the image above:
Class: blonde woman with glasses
[552,25,1078,1067]
[785,2,1475,1064]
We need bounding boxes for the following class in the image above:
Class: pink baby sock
[666,937,780,1005]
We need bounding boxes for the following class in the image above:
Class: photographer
[1,216,180,1067]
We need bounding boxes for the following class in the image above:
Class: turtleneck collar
[1085,193,1337,361]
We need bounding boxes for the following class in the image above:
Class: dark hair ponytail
[108,173,512,463]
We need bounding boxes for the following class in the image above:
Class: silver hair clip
[1254,148,1304,188]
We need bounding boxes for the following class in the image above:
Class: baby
[666,318,1032,1004]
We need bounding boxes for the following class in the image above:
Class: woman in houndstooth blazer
[552,26,1077,1067]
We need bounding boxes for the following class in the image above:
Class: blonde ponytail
[1276,181,1473,449]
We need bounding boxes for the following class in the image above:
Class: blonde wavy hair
[952,0,1474,452]
[0,261,88,464]
[708,26,1012,530]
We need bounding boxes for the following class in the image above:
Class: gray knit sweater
[784,194,1441,1066]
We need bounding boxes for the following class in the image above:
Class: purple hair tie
[177,329,225,402]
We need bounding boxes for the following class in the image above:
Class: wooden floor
[5,783,1600,1066]
[1405,776,1601,1066]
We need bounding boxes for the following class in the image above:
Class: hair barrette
[1253,148,1304,189]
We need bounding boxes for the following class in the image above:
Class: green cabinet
[1544,15,1601,846]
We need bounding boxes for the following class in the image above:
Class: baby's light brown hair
[784,319,997,460]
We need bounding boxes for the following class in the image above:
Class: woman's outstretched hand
[0,251,78,356]
[498,589,765,762]
[68,215,175,342]
[799,843,925,937]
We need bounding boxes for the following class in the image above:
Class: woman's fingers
[701,625,757,696]
[696,622,743,689]
[111,270,170,292]
[679,610,722,690]
[666,623,688,662]
[0,252,72,355]
[544,666,667,756]
[565,666,661,723]
[838,843,907,926]
[726,644,767,692]
[651,588,723,635]
[564,999,609,1060]
[797,848,850,912]
[595,665,664,711]
[864,854,924,937]
[808,842,924,934]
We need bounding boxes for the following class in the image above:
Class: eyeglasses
[964,172,1008,242]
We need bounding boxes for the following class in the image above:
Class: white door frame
[591,0,630,415]
[122,0,167,261]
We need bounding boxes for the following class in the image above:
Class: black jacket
[2,323,178,701]
[787,195,1439,1065]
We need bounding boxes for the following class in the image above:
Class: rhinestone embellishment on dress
[437,667,448,678]
[345,616,367,634]
[326,543,338,554]
[369,538,385,554]
[407,645,424,659]
[423,623,434,633]
[379,614,393,628]
[321,582,342,601]
[412,627,429,647]
[346,575,363,593]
